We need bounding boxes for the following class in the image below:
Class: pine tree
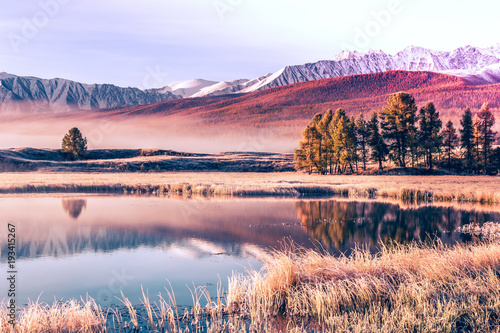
[473,114,482,174]
[295,115,323,173]
[310,113,326,173]
[418,102,442,169]
[295,112,335,174]
[331,110,357,174]
[355,114,370,171]
[459,108,474,173]
[441,120,458,172]
[477,103,496,174]
[350,116,359,172]
[319,109,333,174]
[61,127,87,160]
[332,111,348,173]
[380,92,417,168]
[329,109,346,174]
[368,111,388,170]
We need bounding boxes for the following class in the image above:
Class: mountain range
[182,44,500,97]
[0,72,179,113]
[1,44,500,113]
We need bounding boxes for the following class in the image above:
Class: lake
[1,195,499,308]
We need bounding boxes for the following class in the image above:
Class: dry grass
[227,241,500,332]
[3,241,500,332]
[0,172,499,204]
[0,298,107,332]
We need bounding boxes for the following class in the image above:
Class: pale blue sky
[1,0,499,88]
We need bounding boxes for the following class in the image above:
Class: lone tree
[61,127,87,160]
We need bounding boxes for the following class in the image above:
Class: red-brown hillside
[86,70,499,127]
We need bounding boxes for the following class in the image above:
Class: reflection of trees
[62,199,87,219]
[294,200,500,252]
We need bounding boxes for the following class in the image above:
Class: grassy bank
[2,241,500,332]
[1,172,499,204]
[229,241,500,332]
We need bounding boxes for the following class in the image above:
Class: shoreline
[0,172,499,204]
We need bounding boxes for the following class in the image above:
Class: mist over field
[0,113,298,153]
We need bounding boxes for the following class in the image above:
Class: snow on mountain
[190,79,250,98]
[191,75,274,97]
[446,63,500,85]
[152,79,218,98]
[190,44,500,98]
[0,72,179,113]
[242,45,500,93]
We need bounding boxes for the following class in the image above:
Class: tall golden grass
[0,298,107,332]
[1,172,500,205]
[2,241,500,332]
[228,241,500,332]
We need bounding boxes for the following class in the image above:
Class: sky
[1,0,500,88]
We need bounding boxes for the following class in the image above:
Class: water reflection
[62,198,87,219]
[2,197,499,261]
[1,196,500,307]
[295,200,500,252]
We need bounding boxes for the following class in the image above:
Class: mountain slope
[77,70,500,127]
[190,45,500,97]
[0,72,179,113]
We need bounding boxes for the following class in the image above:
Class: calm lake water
[1,196,500,308]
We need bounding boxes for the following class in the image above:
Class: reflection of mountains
[10,226,251,260]
[295,200,500,252]
[2,198,313,260]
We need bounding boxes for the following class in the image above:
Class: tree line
[294,92,499,174]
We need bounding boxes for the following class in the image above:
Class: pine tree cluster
[294,92,498,174]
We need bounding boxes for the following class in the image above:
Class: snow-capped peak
[334,50,364,61]
[158,79,218,98]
